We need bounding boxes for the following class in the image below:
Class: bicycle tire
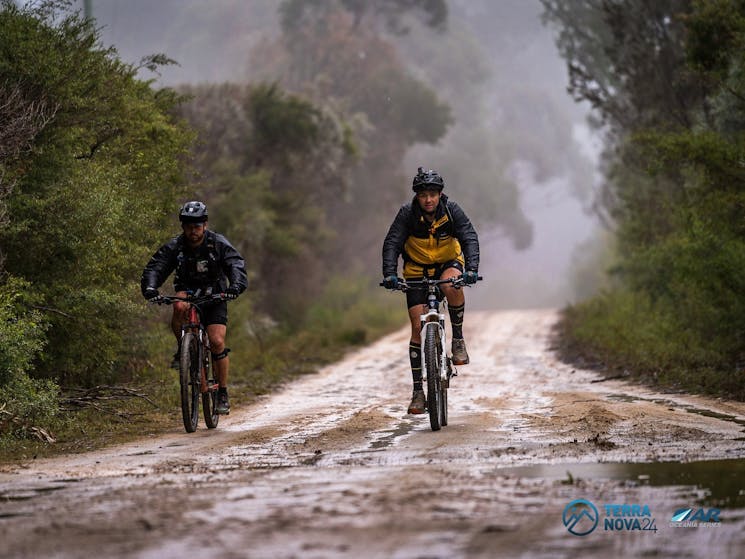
[441,366,448,427]
[203,391,219,429]
[202,359,219,429]
[179,332,200,433]
[425,324,442,431]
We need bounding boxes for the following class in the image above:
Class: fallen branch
[0,403,56,443]
[60,385,159,419]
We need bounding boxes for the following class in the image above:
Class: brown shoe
[452,338,469,365]
[407,390,426,414]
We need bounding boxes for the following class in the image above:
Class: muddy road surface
[2,309,745,558]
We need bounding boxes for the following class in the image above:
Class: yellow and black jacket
[382,194,479,279]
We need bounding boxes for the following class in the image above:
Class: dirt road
[1,309,744,558]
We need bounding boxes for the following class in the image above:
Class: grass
[554,290,745,401]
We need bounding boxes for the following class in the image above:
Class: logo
[670,507,721,527]
[563,500,659,535]
[563,499,599,536]
[603,504,657,532]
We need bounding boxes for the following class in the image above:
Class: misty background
[81,0,602,310]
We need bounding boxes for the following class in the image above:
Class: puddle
[0,484,68,500]
[0,512,31,519]
[606,393,639,403]
[605,394,745,430]
[367,420,416,450]
[32,485,67,494]
[499,458,745,508]
[0,493,35,502]
[685,407,745,427]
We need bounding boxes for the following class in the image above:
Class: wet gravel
[1,309,744,558]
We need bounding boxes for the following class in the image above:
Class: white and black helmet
[179,201,208,224]
[412,167,444,192]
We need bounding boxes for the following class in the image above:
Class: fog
[80,0,603,311]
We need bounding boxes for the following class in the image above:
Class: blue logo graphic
[671,508,693,522]
[563,499,599,536]
[671,507,721,523]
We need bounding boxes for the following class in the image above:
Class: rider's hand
[223,287,239,300]
[463,270,478,285]
[144,287,160,300]
[382,275,399,290]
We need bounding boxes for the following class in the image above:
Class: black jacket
[382,194,479,277]
[141,230,248,296]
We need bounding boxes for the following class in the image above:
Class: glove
[382,275,399,290]
[223,287,239,300]
[144,287,160,300]
[463,270,478,285]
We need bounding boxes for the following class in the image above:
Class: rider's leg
[169,292,189,367]
[408,304,426,345]
[408,305,425,390]
[407,304,427,414]
[207,324,229,388]
[440,267,465,336]
[439,267,469,365]
[170,291,189,342]
[439,266,465,309]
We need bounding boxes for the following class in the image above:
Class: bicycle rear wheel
[424,325,442,431]
[179,332,200,433]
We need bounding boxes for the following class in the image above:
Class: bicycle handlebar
[379,275,483,292]
[148,293,230,306]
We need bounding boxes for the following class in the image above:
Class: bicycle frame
[181,304,213,394]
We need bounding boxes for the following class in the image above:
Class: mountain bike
[382,275,482,431]
[150,291,230,433]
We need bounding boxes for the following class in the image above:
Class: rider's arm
[382,204,411,277]
[217,236,248,294]
[141,238,178,297]
[448,201,480,273]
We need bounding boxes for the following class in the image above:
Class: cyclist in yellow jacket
[382,168,480,414]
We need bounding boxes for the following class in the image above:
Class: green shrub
[0,277,60,440]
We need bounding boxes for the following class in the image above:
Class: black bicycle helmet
[412,166,444,192]
[179,201,208,223]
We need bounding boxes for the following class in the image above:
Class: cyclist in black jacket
[382,168,480,414]
[141,201,247,414]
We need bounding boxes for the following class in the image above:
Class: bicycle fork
[420,312,448,387]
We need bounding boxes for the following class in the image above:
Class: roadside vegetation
[543,0,745,400]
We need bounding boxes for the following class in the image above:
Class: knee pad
[211,348,231,361]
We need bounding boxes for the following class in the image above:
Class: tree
[176,82,356,319]
[0,0,193,385]
[250,0,453,271]
[544,0,745,389]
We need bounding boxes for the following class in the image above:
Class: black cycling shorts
[199,299,228,326]
[405,260,464,308]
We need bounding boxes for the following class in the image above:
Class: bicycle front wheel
[179,332,200,432]
[424,325,443,431]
